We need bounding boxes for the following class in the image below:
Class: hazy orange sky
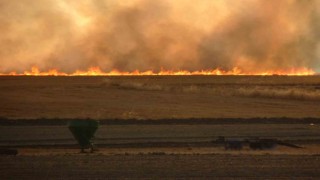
[0,0,319,73]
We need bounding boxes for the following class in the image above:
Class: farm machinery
[215,136,302,150]
[68,119,99,153]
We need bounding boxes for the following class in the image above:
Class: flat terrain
[1,76,320,179]
[1,123,320,147]
[0,76,320,119]
[2,154,320,179]
[1,123,320,179]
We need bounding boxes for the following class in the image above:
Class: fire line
[0,66,316,76]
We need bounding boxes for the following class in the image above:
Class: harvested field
[0,76,320,119]
[1,76,320,178]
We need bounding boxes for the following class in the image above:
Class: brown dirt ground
[1,76,320,119]
[1,152,320,179]
[1,76,320,178]
[1,123,320,179]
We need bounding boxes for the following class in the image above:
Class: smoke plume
[0,0,319,73]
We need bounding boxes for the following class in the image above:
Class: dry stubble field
[1,76,320,179]
[1,76,320,119]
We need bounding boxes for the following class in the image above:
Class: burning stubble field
[1,75,320,179]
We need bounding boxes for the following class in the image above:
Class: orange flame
[0,66,316,76]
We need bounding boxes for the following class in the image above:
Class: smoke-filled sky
[0,0,319,73]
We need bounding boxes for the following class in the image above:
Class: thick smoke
[0,0,319,73]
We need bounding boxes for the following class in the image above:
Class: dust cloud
[0,0,319,73]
